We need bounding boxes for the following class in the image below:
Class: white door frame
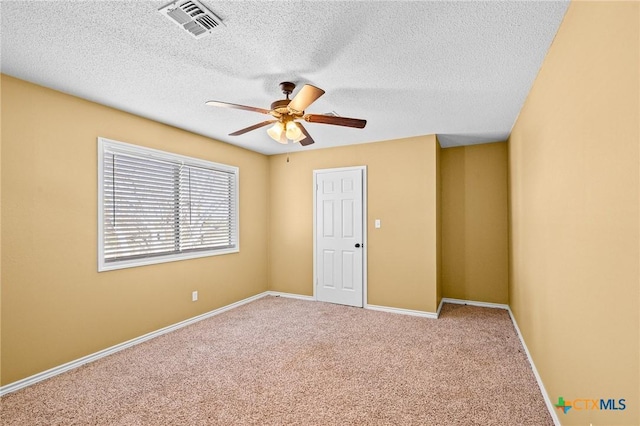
[313,166,368,307]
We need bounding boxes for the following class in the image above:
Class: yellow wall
[436,141,442,308]
[268,136,440,313]
[0,75,3,382]
[0,75,270,385]
[509,2,639,425]
[441,142,509,304]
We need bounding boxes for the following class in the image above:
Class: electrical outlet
[192,291,198,302]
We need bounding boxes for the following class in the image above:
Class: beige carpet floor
[1,297,553,425]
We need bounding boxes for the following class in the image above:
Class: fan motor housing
[270,99,290,112]
[270,99,303,119]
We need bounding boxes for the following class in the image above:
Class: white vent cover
[158,0,222,39]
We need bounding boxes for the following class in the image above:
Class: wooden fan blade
[229,120,277,136]
[296,123,315,146]
[288,85,325,113]
[303,114,367,129]
[206,100,271,115]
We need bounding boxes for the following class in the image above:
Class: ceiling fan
[205,82,367,146]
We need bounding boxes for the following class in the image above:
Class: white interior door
[315,167,365,307]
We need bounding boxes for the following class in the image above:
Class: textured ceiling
[1,1,569,155]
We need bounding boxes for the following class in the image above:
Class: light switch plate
[375,219,381,228]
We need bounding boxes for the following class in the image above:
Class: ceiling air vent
[158,0,223,39]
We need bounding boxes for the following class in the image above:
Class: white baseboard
[436,298,445,317]
[269,292,438,318]
[269,293,437,320]
[365,303,438,319]
[441,297,510,310]
[507,307,561,426]
[0,291,270,397]
[266,291,315,301]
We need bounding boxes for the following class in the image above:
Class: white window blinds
[98,138,238,271]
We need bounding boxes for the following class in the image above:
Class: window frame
[98,137,239,272]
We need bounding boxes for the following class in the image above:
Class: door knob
[355,243,361,248]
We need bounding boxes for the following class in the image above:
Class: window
[98,137,238,271]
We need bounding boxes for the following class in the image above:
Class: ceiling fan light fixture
[285,121,302,141]
[267,122,285,142]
